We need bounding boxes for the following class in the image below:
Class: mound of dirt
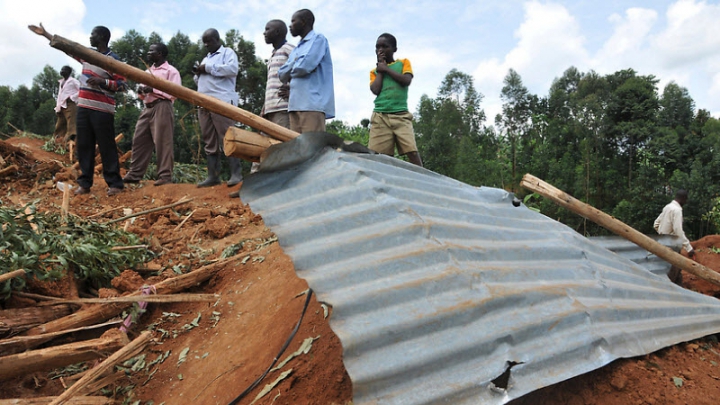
[1,135,720,405]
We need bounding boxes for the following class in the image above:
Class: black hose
[227,288,314,405]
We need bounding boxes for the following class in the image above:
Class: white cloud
[0,0,87,88]
[473,1,588,123]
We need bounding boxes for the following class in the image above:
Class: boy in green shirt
[369,33,423,167]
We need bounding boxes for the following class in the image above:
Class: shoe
[74,186,91,195]
[107,187,123,196]
[154,178,172,186]
[123,177,140,184]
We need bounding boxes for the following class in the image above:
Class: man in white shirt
[54,65,80,144]
[654,189,695,284]
[193,28,242,188]
[654,189,695,257]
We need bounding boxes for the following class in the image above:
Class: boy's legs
[391,111,422,167]
[368,112,396,155]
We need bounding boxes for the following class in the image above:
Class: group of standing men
[48,8,422,198]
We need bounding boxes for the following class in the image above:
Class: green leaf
[672,376,683,387]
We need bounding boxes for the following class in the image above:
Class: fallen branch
[38,293,220,306]
[174,209,196,232]
[106,198,194,225]
[0,269,25,284]
[0,165,18,178]
[109,245,148,251]
[87,207,123,219]
[0,330,129,380]
[12,291,64,301]
[0,397,117,404]
[48,331,151,405]
[520,173,720,287]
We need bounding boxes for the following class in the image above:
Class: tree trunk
[521,173,720,287]
[34,30,298,143]
[0,330,128,380]
[0,305,75,337]
[224,127,282,161]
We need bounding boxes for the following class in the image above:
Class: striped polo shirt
[263,41,295,116]
[77,50,127,114]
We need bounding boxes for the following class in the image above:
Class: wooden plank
[0,305,75,337]
[0,331,128,380]
[520,173,720,287]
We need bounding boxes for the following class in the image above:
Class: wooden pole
[520,173,720,287]
[48,332,151,405]
[0,397,117,404]
[0,330,128,380]
[224,127,282,161]
[37,293,220,306]
[0,269,25,284]
[29,25,298,143]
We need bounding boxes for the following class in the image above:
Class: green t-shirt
[370,58,413,113]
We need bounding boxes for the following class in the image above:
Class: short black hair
[152,42,169,57]
[203,28,221,40]
[61,65,73,73]
[93,26,111,43]
[296,9,315,27]
[268,19,288,38]
[676,189,688,199]
[378,33,397,48]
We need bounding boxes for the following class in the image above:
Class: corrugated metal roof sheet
[589,235,682,276]
[241,147,720,405]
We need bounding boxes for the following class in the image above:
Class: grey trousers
[126,99,174,181]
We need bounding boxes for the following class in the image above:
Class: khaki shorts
[368,111,417,155]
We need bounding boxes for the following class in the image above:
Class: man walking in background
[54,65,80,145]
[278,9,334,133]
[123,43,181,186]
[655,189,696,284]
[194,28,243,188]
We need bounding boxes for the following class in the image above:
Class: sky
[2,0,720,126]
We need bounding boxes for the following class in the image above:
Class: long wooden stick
[48,332,151,405]
[106,198,194,225]
[520,173,720,287]
[0,269,25,284]
[0,397,116,404]
[0,320,123,357]
[21,257,236,339]
[29,25,298,143]
[38,293,220,306]
[174,209,196,232]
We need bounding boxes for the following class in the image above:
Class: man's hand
[278,83,289,100]
[194,64,207,74]
[138,85,153,94]
[86,77,105,87]
[28,23,52,40]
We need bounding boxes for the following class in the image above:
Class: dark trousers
[76,107,123,189]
